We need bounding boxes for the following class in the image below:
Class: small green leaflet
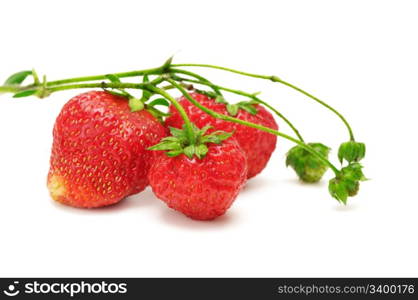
[13,90,37,98]
[4,70,33,85]
[149,125,233,159]
[104,74,121,83]
[148,98,169,107]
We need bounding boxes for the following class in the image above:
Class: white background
[0,0,417,277]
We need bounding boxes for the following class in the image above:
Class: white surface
[0,0,417,277]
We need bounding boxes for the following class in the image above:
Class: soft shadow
[241,176,278,194]
[51,187,160,215]
[333,203,358,212]
[279,177,327,188]
[159,208,238,230]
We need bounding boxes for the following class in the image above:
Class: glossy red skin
[148,139,248,220]
[48,91,167,208]
[165,93,278,179]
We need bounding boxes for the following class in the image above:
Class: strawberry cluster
[0,58,367,220]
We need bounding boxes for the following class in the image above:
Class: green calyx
[148,124,233,159]
[338,141,366,164]
[286,143,331,183]
[215,95,258,117]
[328,163,367,204]
[192,88,259,117]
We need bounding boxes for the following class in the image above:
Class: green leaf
[4,70,33,85]
[129,98,144,112]
[13,90,37,98]
[105,74,121,83]
[226,104,239,116]
[148,98,169,107]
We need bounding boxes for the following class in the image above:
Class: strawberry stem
[166,68,222,96]
[172,63,355,141]
[169,71,305,142]
[46,67,165,87]
[47,81,161,94]
[148,85,196,145]
[167,78,339,175]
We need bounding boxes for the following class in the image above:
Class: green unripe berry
[338,141,366,164]
[286,143,331,183]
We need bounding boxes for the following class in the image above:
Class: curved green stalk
[169,70,304,142]
[167,78,339,175]
[172,63,355,141]
[47,82,150,93]
[47,67,165,87]
[148,85,196,145]
[0,85,20,93]
[168,68,222,96]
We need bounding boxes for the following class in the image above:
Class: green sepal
[328,163,367,204]
[148,124,233,159]
[239,103,257,115]
[338,141,366,164]
[183,145,195,159]
[216,97,258,117]
[4,70,33,85]
[194,88,218,99]
[286,143,331,183]
[200,130,233,144]
[226,104,239,116]
[195,144,209,159]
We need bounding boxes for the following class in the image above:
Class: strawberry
[165,92,278,179]
[47,91,167,208]
[148,125,247,220]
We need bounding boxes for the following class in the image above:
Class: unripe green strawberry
[286,143,330,183]
[338,141,366,164]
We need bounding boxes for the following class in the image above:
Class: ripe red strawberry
[165,92,278,179]
[148,126,247,220]
[47,91,167,208]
